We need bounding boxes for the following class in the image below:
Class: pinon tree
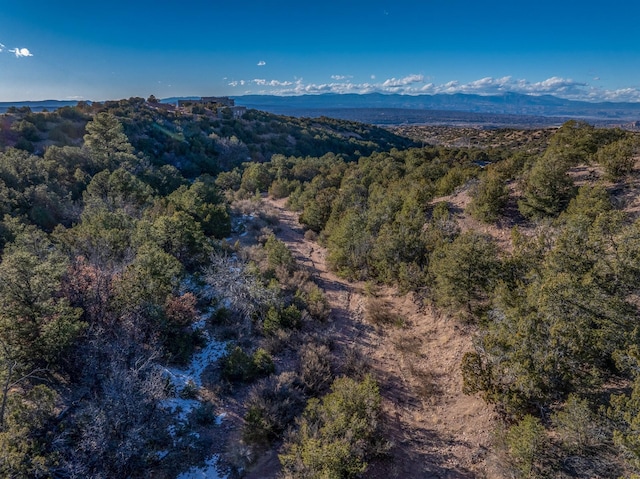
[429,231,500,316]
[279,375,382,479]
[518,154,576,219]
[0,225,84,387]
[0,225,85,476]
[83,112,137,173]
[595,136,638,180]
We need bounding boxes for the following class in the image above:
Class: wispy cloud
[0,41,33,58]
[331,75,353,81]
[257,60,266,66]
[381,74,425,88]
[227,73,640,102]
[252,79,293,87]
[9,47,33,58]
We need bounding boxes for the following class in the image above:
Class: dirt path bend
[265,197,499,478]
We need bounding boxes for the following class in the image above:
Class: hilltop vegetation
[1,98,415,175]
[1,97,640,478]
[0,98,410,478]
[235,119,640,477]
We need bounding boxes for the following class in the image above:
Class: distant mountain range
[3,93,640,127]
[234,93,640,125]
[0,100,78,113]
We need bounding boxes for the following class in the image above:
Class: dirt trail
[265,197,498,478]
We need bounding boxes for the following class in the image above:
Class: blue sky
[2,0,640,102]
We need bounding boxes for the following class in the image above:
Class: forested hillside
[247,120,640,478]
[1,97,640,478]
[0,98,412,478]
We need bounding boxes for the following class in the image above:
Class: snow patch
[162,397,201,424]
[191,317,207,331]
[215,412,226,426]
[180,276,215,303]
[161,324,227,431]
[176,455,228,479]
[163,331,226,391]
[230,213,256,237]
[158,296,230,478]
[180,276,199,294]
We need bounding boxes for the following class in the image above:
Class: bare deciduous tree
[55,325,169,478]
[204,252,278,335]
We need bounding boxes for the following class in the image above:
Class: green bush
[608,377,640,469]
[429,231,499,316]
[505,415,548,478]
[299,343,333,395]
[467,171,509,222]
[434,165,478,196]
[252,347,276,377]
[552,394,604,453]
[264,234,295,270]
[279,375,383,479]
[596,137,637,180]
[269,178,300,199]
[221,346,275,383]
[518,155,576,219]
[192,402,217,426]
[0,385,57,478]
[263,304,302,336]
[243,373,305,446]
[179,380,199,399]
[295,284,330,321]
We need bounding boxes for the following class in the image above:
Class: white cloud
[428,76,610,100]
[467,76,512,91]
[419,82,436,93]
[228,73,640,102]
[527,76,587,93]
[253,79,294,87]
[257,60,266,66]
[597,88,640,102]
[10,47,33,58]
[0,42,33,57]
[441,80,460,93]
[381,74,424,88]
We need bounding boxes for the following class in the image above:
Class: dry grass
[407,362,438,401]
[365,297,406,328]
[392,334,423,357]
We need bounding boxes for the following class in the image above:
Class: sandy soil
[261,197,499,478]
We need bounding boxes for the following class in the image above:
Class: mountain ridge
[233,92,640,120]
[3,92,640,125]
